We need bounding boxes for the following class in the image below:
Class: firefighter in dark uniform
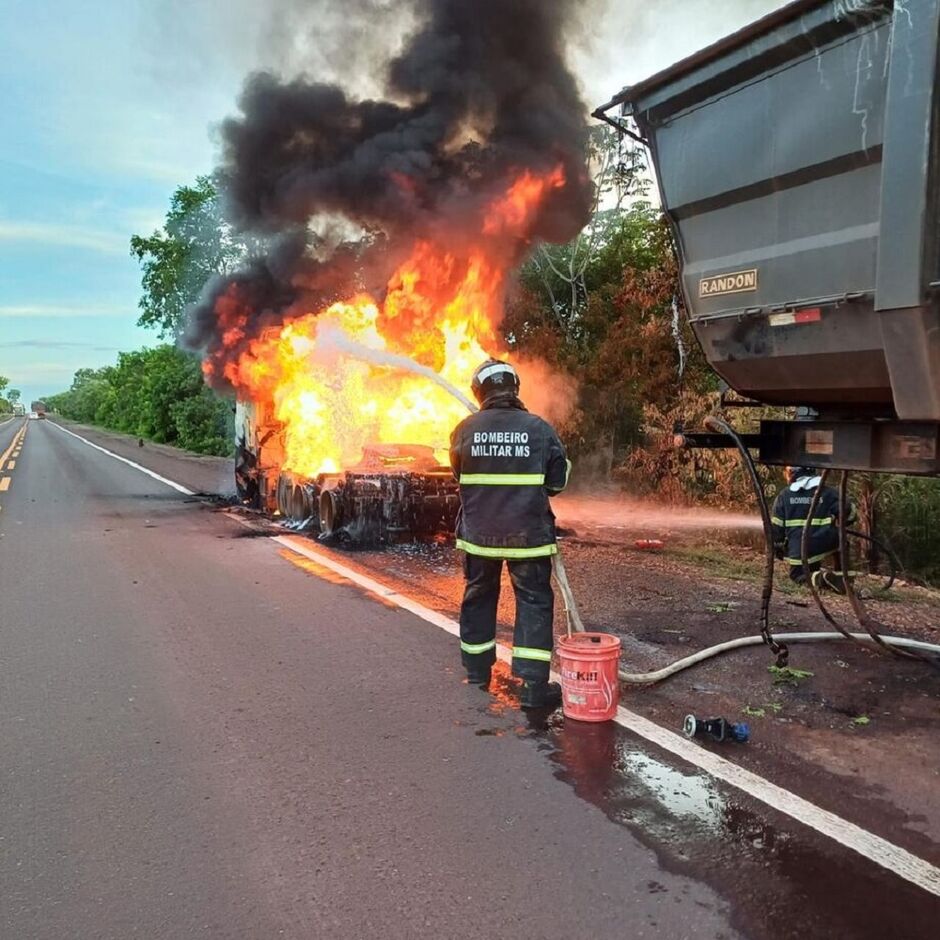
[450,359,570,709]
[771,466,856,588]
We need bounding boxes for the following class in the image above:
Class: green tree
[45,367,112,423]
[524,126,649,346]
[0,375,9,396]
[7,388,21,404]
[507,202,709,459]
[171,387,233,455]
[46,348,233,457]
[130,176,248,337]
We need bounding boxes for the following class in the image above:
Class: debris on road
[683,714,750,744]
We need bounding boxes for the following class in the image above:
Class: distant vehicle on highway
[12,403,25,416]
[30,400,47,420]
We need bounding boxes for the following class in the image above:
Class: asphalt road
[0,414,23,461]
[1,419,937,938]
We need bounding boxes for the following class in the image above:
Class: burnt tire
[275,475,292,518]
[319,489,342,537]
[290,485,311,522]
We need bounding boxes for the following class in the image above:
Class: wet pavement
[5,420,745,939]
[445,665,937,938]
[323,534,940,864]
[28,420,940,936]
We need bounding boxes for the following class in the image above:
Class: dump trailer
[234,400,460,544]
[597,0,940,475]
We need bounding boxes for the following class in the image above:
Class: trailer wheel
[294,485,318,522]
[275,475,292,518]
[319,489,342,536]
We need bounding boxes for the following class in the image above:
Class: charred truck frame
[596,0,940,477]
[235,400,459,544]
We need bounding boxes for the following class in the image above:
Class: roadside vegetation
[0,375,22,414]
[41,131,940,583]
[44,348,232,456]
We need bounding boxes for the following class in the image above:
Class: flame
[483,166,565,235]
[221,167,562,478]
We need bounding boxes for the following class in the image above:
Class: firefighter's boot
[520,680,562,710]
[811,569,848,595]
[465,667,492,688]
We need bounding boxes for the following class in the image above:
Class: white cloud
[574,0,787,107]
[0,340,121,351]
[3,362,78,378]
[0,303,131,318]
[0,221,127,255]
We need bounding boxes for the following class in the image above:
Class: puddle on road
[472,680,938,940]
[275,535,938,934]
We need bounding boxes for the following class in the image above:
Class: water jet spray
[316,323,480,415]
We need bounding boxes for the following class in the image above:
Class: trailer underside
[236,440,460,545]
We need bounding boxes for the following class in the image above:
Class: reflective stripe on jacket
[770,476,856,566]
[449,398,569,558]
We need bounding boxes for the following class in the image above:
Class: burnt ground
[52,419,940,869]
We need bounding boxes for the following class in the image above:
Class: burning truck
[188,1,593,545]
[225,171,566,544]
[234,397,460,543]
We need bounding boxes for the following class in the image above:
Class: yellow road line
[0,426,25,469]
[0,441,17,467]
[0,420,26,511]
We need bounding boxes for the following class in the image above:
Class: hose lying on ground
[613,632,940,685]
[439,379,939,684]
[549,540,940,685]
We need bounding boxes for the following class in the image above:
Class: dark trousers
[459,554,554,681]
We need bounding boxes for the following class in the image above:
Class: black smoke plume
[188,0,593,387]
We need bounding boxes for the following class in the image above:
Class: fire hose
[548,418,940,685]
[433,373,940,684]
[551,547,940,685]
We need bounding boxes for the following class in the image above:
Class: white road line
[51,423,195,496]
[274,534,940,899]
[273,535,462,639]
[34,423,940,897]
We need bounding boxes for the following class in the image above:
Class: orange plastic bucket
[557,632,621,722]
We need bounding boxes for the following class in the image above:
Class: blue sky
[0,0,780,404]
[0,0,254,402]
